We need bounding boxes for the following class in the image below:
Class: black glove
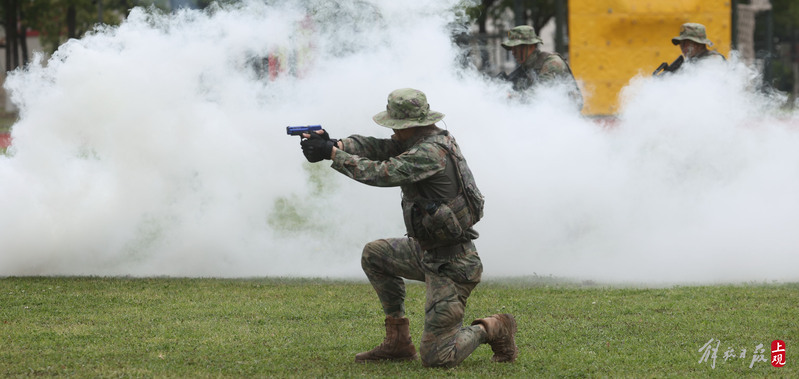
[301,133,334,162]
[316,129,338,146]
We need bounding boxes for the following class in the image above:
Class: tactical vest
[690,49,726,63]
[400,132,484,250]
[530,51,567,73]
[508,51,583,109]
[511,51,569,88]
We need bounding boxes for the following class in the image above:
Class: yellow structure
[569,0,732,115]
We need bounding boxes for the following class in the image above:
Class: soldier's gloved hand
[316,129,338,147]
[300,135,325,162]
[302,129,338,147]
[301,133,334,162]
[301,142,323,163]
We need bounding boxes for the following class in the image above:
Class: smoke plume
[1,0,797,284]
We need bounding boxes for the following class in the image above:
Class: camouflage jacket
[508,49,583,109]
[687,49,726,63]
[666,49,726,74]
[331,127,479,248]
[332,127,456,193]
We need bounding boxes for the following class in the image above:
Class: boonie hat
[372,88,445,130]
[501,25,543,50]
[672,23,713,46]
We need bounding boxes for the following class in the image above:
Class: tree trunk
[67,4,77,39]
[792,61,799,105]
[476,0,496,34]
[530,2,555,36]
[4,0,20,71]
[18,4,28,65]
[4,0,11,72]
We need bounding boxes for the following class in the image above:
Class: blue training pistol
[286,125,322,136]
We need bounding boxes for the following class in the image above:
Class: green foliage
[2,1,215,55]
[22,0,129,53]
[755,0,799,95]
[462,0,556,34]
[772,0,799,36]
[0,277,796,377]
[492,0,556,32]
[769,59,793,92]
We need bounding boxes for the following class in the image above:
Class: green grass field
[1,277,796,377]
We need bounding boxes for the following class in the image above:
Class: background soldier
[672,22,726,63]
[298,88,518,368]
[654,23,726,75]
[499,25,583,110]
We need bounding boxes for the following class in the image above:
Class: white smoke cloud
[1,0,797,284]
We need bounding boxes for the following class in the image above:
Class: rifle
[496,66,526,82]
[497,66,537,93]
[286,125,322,137]
[653,55,684,76]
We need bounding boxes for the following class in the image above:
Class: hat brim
[372,110,445,130]
[501,38,543,50]
[672,36,713,46]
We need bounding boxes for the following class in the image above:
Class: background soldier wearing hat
[654,23,726,75]
[298,88,518,368]
[499,25,583,110]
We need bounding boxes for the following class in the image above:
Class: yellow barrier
[569,0,731,115]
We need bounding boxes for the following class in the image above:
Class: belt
[427,241,474,258]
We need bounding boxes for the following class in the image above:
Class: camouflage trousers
[361,237,485,368]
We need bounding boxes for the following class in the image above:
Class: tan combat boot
[354,316,418,363]
[471,313,518,362]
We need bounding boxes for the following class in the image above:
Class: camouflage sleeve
[538,55,570,82]
[331,140,447,187]
[340,134,402,161]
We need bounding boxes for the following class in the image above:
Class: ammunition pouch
[402,194,473,250]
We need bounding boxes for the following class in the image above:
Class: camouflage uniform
[299,88,515,367]
[501,25,583,109]
[689,49,725,62]
[329,89,487,367]
[332,129,485,367]
[511,49,576,92]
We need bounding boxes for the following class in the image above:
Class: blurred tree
[772,0,799,38]
[466,0,556,35]
[0,0,172,70]
[755,0,799,94]
[1,0,23,71]
[29,1,132,53]
[0,0,231,73]
[465,0,497,34]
